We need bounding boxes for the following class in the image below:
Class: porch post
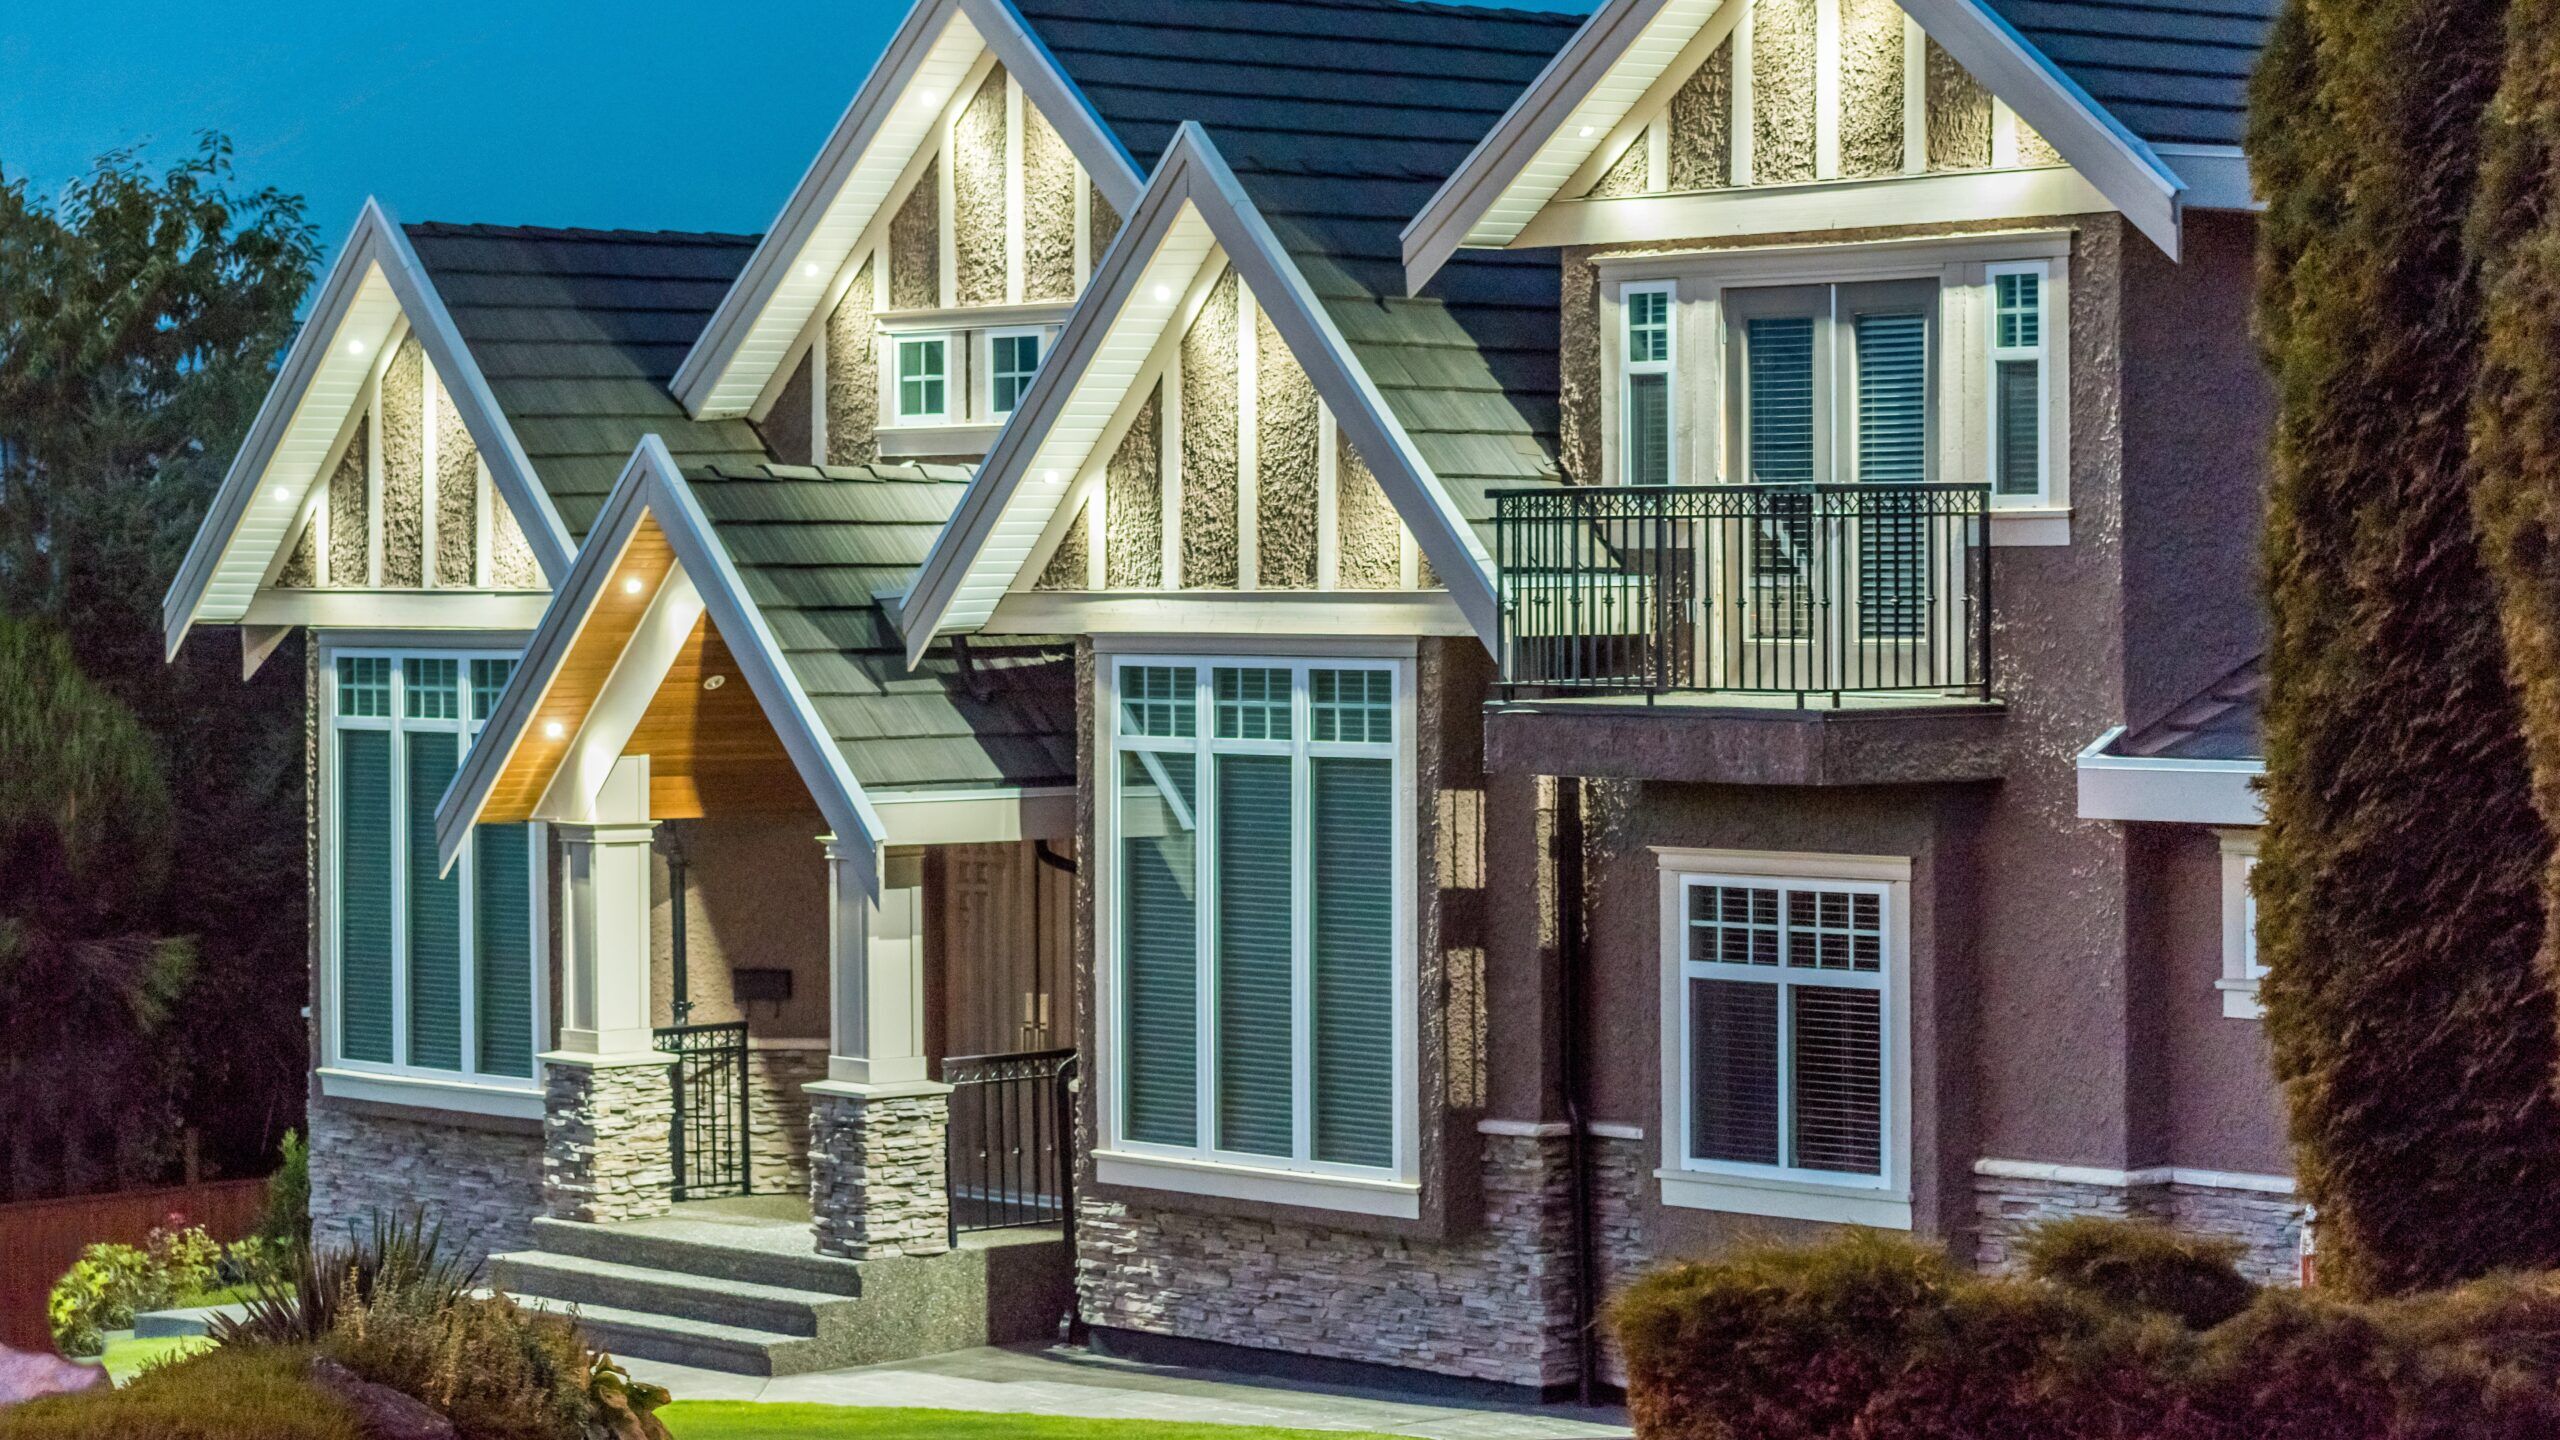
[807,839,952,1258]
[541,755,677,1224]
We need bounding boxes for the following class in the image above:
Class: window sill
[1095,1149,1420,1219]
[1990,507,2070,547]
[1656,1167,1912,1229]
[318,1067,544,1121]
[2216,977,2265,1021]
[877,422,1006,458]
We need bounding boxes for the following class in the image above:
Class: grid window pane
[1746,317,1816,485]
[991,333,1042,415]
[1792,987,1883,1175]
[1785,887,1882,972]
[339,656,392,718]
[405,658,458,720]
[1214,667,1292,741]
[1689,978,1781,1166]
[1120,665,1196,738]
[1995,271,2040,349]
[1310,669,1393,744]
[470,658,517,723]
[898,338,946,419]
[1691,883,1781,966]
[1627,290,1670,363]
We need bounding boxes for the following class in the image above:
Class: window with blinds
[1623,283,1676,486]
[329,649,540,1086]
[1679,873,1893,1184]
[1108,657,1406,1180]
[1989,264,2049,502]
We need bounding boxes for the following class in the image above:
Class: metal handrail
[939,1048,1077,1246]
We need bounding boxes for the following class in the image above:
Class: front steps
[489,1208,1071,1376]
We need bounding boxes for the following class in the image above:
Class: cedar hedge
[2247,0,2560,1296]
[1612,1225,2560,1440]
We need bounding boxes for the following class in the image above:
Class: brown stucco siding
[758,351,817,467]
[646,815,830,1039]
[2135,825,2288,1175]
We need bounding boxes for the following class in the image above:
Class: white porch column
[808,839,952,1258]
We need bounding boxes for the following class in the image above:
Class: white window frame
[984,325,1049,419]
[1092,644,1421,1219]
[1621,279,1677,486]
[1985,259,2053,509]
[1655,847,1912,1229]
[2218,829,2265,1020]
[890,331,952,424]
[316,639,546,1117]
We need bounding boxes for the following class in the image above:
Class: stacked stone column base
[1974,1169,2304,1285]
[808,1081,952,1259]
[542,1053,679,1224]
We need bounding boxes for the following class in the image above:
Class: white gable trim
[671,0,1146,420]
[897,123,1502,666]
[161,199,573,659]
[1401,0,2188,287]
[435,435,885,897]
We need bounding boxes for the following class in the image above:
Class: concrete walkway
[625,1341,1633,1440]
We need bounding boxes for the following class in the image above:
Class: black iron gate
[940,1048,1075,1246]
[655,1021,750,1201]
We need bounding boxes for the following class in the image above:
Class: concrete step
[487,1252,849,1338]
[525,1215,867,1297]
[512,1296,834,1377]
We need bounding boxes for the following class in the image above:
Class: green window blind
[338,730,395,1064]
[1312,757,1394,1167]
[475,824,536,1078]
[1855,311,1929,639]
[406,731,463,1072]
[1745,317,1816,486]
[1122,750,1199,1146]
[1214,754,1296,1158]
[1625,374,1671,486]
[1995,360,2042,496]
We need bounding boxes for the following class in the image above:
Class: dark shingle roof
[404,223,774,540]
[684,462,1075,793]
[1980,0,2277,149]
[2111,653,2264,763]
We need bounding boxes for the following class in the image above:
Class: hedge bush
[2020,1217,2256,1330]
[0,1345,365,1440]
[1612,1226,2560,1440]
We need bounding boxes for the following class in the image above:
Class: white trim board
[670,0,1146,420]
[2076,726,2265,825]
[897,122,1506,664]
[1974,1157,2295,1196]
[163,198,572,659]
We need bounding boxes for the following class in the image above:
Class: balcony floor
[1485,690,2007,786]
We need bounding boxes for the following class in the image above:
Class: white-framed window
[893,333,950,423]
[2218,829,2264,1020]
[1986,261,2051,506]
[322,646,542,1095]
[987,328,1047,417]
[1096,652,1418,1217]
[1657,849,1911,1229]
[1622,281,1676,486]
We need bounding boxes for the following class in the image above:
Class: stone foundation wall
[809,1088,951,1259]
[1974,1170,2304,1285]
[542,1058,677,1224]
[307,1101,542,1261]
[1076,1133,1582,1390]
[745,1046,827,1196]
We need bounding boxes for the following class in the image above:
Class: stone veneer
[1077,1133,1583,1390]
[744,1045,828,1196]
[542,1058,678,1224]
[809,1088,951,1259]
[306,1101,542,1261]
[1974,1171,2305,1286]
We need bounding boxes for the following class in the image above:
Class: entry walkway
[623,1341,1633,1440]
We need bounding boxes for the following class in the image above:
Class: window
[894,335,949,423]
[1988,262,2050,505]
[328,648,540,1090]
[1102,655,1412,1212]
[1659,851,1909,1228]
[988,330,1045,417]
[2219,830,2264,1019]
[1623,283,1675,486]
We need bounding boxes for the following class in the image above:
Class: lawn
[98,1333,212,1384]
[660,1403,1401,1440]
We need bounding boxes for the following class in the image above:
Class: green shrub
[214,1210,478,1348]
[44,1222,224,1356]
[256,1128,310,1247]
[0,1344,365,1440]
[2020,1217,2258,1330]
[323,1288,592,1440]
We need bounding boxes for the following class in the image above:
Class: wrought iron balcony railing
[1493,482,1993,703]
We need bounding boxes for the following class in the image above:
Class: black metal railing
[940,1048,1076,1246]
[655,1021,751,1201]
[1493,482,1993,703]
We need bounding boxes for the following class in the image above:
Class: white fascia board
[2157,145,2256,212]
[901,123,1503,665]
[162,198,571,660]
[2076,726,2266,826]
[670,0,1145,420]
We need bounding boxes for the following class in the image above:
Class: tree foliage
[2248,0,2560,1294]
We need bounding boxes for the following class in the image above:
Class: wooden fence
[0,1178,269,1353]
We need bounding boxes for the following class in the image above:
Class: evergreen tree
[2249,0,2560,1294]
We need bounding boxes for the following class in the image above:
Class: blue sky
[0,0,1594,250]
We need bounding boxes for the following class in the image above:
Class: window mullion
[1774,893,1795,1173]
[458,708,479,1080]
[1192,665,1216,1162]
[1291,665,1315,1166]
[388,659,410,1071]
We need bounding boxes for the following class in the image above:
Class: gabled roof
[2107,652,2264,764]
[2076,653,2264,826]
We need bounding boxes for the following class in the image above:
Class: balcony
[1486,483,2006,786]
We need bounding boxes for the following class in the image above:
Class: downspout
[659,826,692,1026]
[1558,777,1598,1405]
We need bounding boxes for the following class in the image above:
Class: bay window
[1102,654,1413,1214]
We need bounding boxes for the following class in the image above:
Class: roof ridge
[404,221,763,247]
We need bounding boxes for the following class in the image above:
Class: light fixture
[622,575,644,596]
[270,485,293,503]
[542,720,566,740]
[917,88,941,107]
[703,674,727,692]
[346,338,366,356]
[1579,125,1596,139]
[1154,285,1173,303]
[803,262,822,279]
[1042,469,1062,485]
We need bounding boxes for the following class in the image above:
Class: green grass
[659,1402,1403,1440]
[97,1334,212,1385]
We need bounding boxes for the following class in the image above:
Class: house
[166,0,2285,1396]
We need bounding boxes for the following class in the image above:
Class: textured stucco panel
[326,417,369,586]
[278,515,318,588]
[1039,500,1091,590]
[1254,306,1319,589]
[647,816,831,1039]
[1104,386,1164,588]
[1180,268,1241,589]
[1559,255,1600,487]
[1336,430,1402,589]
[490,497,540,589]
[1588,135,1651,199]
[433,379,479,586]
[380,338,425,588]
[2018,119,2064,169]
[828,256,882,467]
[1090,182,1123,261]
[1839,0,1907,179]
[1024,97,1079,302]
[1751,0,1818,184]
[758,350,816,467]
[1667,40,1733,192]
[1926,39,1994,170]
[953,67,1009,308]
[891,158,942,312]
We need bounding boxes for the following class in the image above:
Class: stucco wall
[1925,39,1994,170]
[491,496,540,589]
[1024,96,1079,302]
[1090,182,1122,261]
[2135,824,2288,1175]
[1336,430,1403,589]
[891,158,942,312]
[1179,268,1241,588]
[1254,306,1320,589]
[1104,386,1163,588]
[380,339,426,588]
[758,351,817,467]
[1751,0,1818,184]
[1038,501,1091,589]
[1666,40,1733,192]
[646,816,830,1039]
[326,419,370,586]
[432,379,479,586]
[1838,0,1906,178]
[954,67,1009,308]
[827,256,881,467]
